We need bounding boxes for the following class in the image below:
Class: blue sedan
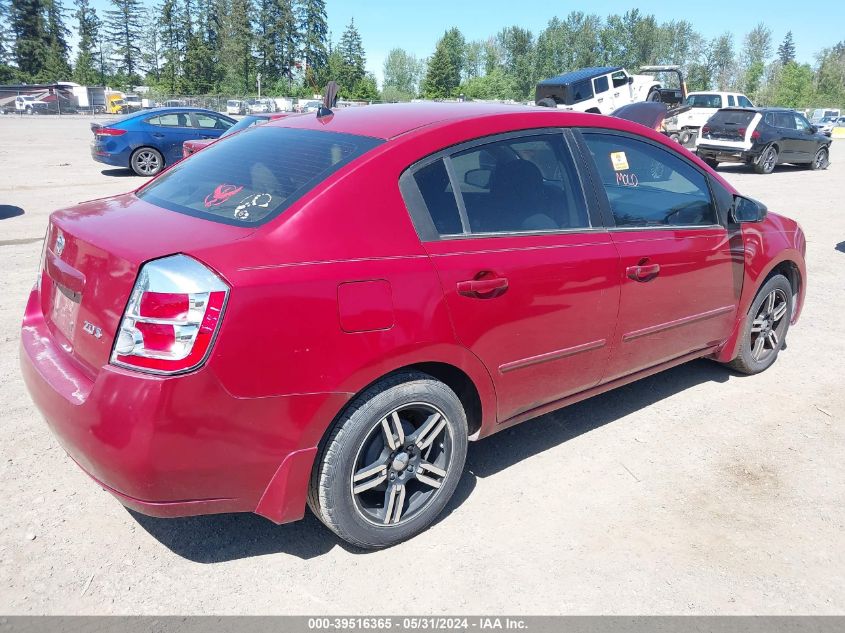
[90,107,236,176]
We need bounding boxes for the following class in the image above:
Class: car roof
[268,101,574,139]
[537,67,624,86]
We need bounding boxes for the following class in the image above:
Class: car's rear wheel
[308,371,468,549]
[130,147,164,176]
[808,146,830,170]
[754,145,778,174]
[726,274,792,375]
[647,88,661,102]
[536,97,556,108]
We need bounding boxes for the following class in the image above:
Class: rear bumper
[696,143,761,163]
[90,143,131,167]
[20,287,348,524]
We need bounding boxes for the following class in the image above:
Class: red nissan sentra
[21,103,806,548]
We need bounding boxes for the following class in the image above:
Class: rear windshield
[137,126,383,226]
[708,109,756,126]
[687,94,722,108]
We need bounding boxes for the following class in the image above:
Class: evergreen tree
[422,28,463,98]
[72,0,99,84]
[140,13,159,83]
[297,0,326,86]
[220,0,253,92]
[157,0,182,92]
[274,0,297,92]
[41,0,70,80]
[777,31,796,65]
[11,0,49,77]
[336,17,364,90]
[104,0,144,84]
[0,0,15,75]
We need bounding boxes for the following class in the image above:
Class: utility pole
[257,73,262,99]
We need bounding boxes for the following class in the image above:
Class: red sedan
[21,103,806,548]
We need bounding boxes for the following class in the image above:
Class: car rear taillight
[94,127,127,136]
[701,125,711,137]
[751,129,761,141]
[737,127,746,137]
[110,254,229,375]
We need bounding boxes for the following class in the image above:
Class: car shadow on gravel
[131,359,732,562]
[0,205,24,219]
[714,163,804,174]
[100,168,136,177]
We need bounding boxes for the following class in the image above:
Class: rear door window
[404,133,590,237]
[594,76,609,94]
[774,112,796,129]
[581,132,717,228]
[738,95,753,108]
[137,127,382,226]
[147,113,191,127]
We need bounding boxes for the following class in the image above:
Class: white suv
[535,66,663,115]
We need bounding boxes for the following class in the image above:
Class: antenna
[318,81,339,118]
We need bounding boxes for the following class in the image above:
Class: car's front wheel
[703,158,719,170]
[130,147,164,176]
[808,146,830,170]
[308,371,468,549]
[726,274,792,375]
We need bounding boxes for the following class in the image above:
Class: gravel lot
[0,115,842,615]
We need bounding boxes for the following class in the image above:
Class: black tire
[726,274,792,375]
[130,147,164,176]
[308,371,468,549]
[754,145,778,174]
[807,146,830,170]
[647,88,661,102]
[704,158,719,170]
[536,97,556,108]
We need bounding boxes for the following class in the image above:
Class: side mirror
[731,195,767,223]
[628,76,634,85]
[808,125,817,134]
[464,168,492,189]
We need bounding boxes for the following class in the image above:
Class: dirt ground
[0,115,842,615]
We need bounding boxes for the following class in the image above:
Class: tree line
[0,0,843,108]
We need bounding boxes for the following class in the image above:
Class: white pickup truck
[667,91,754,145]
[14,95,50,114]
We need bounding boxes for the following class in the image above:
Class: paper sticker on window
[610,152,629,171]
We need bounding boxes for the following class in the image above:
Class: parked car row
[41,102,806,548]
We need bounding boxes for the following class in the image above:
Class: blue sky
[325,0,842,83]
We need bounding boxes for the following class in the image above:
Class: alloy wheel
[762,147,777,173]
[814,148,829,170]
[750,288,788,362]
[350,402,453,526]
[133,150,161,175]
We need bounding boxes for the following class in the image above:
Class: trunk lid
[701,109,758,141]
[40,193,254,377]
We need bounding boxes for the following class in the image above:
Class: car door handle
[626,263,661,282]
[457,277,509,298]
[152,133,165,138]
